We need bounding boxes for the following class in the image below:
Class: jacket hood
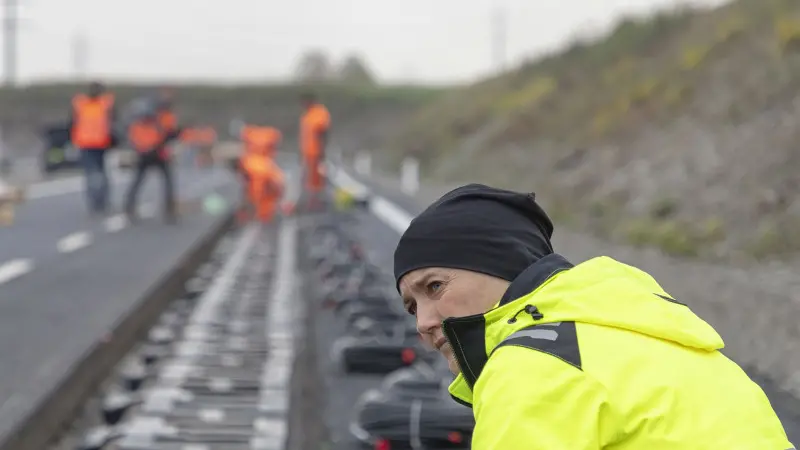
[448,254,724,406]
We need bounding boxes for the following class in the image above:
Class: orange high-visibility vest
[128,121,165,153]
[71,93,115,149]
[158,110,178,135]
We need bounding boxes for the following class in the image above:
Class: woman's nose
[415,301,440,335]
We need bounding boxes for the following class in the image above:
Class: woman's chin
[446,356,460,375]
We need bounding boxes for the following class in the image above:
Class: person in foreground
[394,183,793,449]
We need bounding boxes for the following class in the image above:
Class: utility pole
[72,30,87,80]
[491,5,507,73]
[3,0,17,86]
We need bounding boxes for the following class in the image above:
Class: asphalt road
[0,158,265,441]
[0,165,232,267]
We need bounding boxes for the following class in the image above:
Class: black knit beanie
[393,183,555,292]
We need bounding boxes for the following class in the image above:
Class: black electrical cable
[340,339,435,374]
[307,222,475,447]
[353,394,474,447]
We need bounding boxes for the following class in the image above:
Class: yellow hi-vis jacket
[444,253,793,449]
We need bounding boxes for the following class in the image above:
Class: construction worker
[68,81,117,215]
[393,184,793,449]
[123,99,177,223]
[299,92,330,209]
[237,125,284,223]
[155,88,182,162]
[239,127,285,223]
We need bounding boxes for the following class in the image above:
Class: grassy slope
[388,0,800,261]
[0,83,445,156]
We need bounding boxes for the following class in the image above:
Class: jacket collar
[444,253,574,406]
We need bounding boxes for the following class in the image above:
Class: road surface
[0,160,248,441]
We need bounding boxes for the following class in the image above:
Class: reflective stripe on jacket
[445,253,793,449]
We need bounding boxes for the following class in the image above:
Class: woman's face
[398,267,510,374]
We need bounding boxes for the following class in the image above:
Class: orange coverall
[238,126,284,222]
[300,103,330,195]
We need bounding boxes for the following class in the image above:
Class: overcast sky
[12,0,724,84]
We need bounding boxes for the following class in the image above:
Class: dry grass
[385,0,800,260]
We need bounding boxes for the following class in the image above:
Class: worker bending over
[299,92,330,209]
[69,81,118,215]
[237,126,284,223]
[123,100,177,223]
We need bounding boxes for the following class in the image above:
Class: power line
[4,0,17,86]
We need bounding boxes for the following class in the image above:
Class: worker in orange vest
[68,81,118,215]
[237,126,284,223]
[123,99,177,223]
[299,92,330,209]
[155,87,182,160]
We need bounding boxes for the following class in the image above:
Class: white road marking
[57,231,92,253]
[0,258,33,285]
[328,165,413,234]
[104,214,127,232]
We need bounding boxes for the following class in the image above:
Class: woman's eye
[427,281,443,292]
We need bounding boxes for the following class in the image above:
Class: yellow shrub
[494,77,557,113]
[623,219,699,257]
[602,68,617,86]
[612,97,631,115]
[590,109,617,136]
[629,78,660,104]
[602,57,636,85]
[775,17,800,54]
[680,45,711,70]
[662,84,691,107]
[715,15,746,43]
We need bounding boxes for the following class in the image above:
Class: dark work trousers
[79,148,110,213]
[124,151,176,217]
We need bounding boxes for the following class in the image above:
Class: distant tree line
[293,50,377,85]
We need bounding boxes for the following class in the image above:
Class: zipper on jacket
[441,319,469,385]
[441,319,475,408]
